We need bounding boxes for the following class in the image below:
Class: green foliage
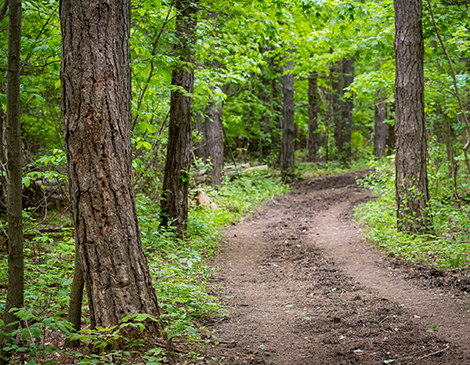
[356,157,470,270]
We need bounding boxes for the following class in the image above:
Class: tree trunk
[394,0,430,234]
[373,88,388,157]
[307,71,319,162]
[271,60,283,168]
[1,1,24,363]
[160,0,197,232]
[259,72,271,159]
[281,57,295,180]
[342,57,354,162]
[64,243,84,348]
[332,61,343,158]
[60,0,164,337]
[204,98,224,185]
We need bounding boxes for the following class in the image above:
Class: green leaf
[31,326,42,338]
[22,328,30,341]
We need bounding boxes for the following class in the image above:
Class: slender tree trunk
[332,61,343,158]
[60,0,164,339]
[373,88,388,157]
[307,71,319,162]
[1,1,23,363]
[161,0,197,232]
[281,57,295,180]
[342,57,354,162]
[394,0,431,234]
[271,59,283,167]
[64,244,84,348]
[204,98,224,185]
[259,64,271,159]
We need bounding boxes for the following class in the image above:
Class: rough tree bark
[394,0,431,234]
[342,57,354,162]
[1,0,23,363]
[331,61,344,158]
[281,56,295,181]
[60,0,164,337]
[161,0,197,232]
[203,96,224,185]
[307,71,319,162]
[373,88,388,157]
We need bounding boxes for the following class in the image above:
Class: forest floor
[204,171,470,365]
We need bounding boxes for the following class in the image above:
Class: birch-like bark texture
[60,0,163,332]
[394,0,431,234]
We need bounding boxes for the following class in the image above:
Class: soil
[204,171,470,365]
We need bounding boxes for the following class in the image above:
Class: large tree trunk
[331,61,343,158]
[60,0,163,335]
[342,57,354,162]
[160,0,197,232]
[307,71,319,162]
[281,57,295,180]
[373,88,388,157]
[1,1,24,363]
[394,0,430,234]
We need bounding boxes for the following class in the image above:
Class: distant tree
[307,71,319,162]
[281,54,295,180]
[342,57,354,162]
[332,61,344,158]
[1,0,24,363]
[373,88,388,157]
[161,0,197,232]
[393,0,431,233]
[60,0,165,339]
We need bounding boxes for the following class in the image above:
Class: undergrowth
[355,156,470,270]
[0,169,288,364]
[295,158,369,180]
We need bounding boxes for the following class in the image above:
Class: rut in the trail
[204,171,469,365]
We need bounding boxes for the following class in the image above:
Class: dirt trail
[205,171,470,364]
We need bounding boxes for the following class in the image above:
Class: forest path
[205,171,469,365]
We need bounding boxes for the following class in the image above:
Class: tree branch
[442,0,470,5]
[0,0,8,23]
[132,5,174,131]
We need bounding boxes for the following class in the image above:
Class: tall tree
[307,71,319,162]
[281,55,295,180]
[342,57,354,162]
[331,61,344,158]
[394,0,430,233]
[60,0,164,338]
[1,0,24,363]
[201,93,224,185]
[160,0,197,232]
[259,49,271,159]
[373,88,388,157]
